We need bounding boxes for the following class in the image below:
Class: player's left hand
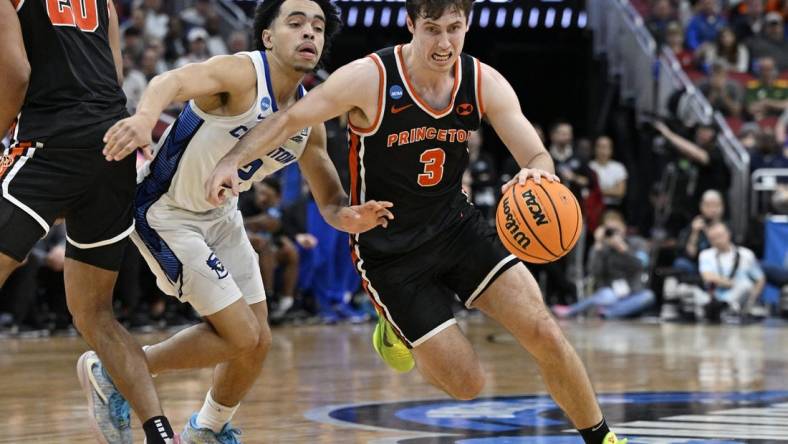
[205,157,241,207]
[336,200,394,233]
[501,168,559,194]
[102,114,155,161]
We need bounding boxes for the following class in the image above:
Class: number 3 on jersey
[418,148,445,187]
[46,0,99,32]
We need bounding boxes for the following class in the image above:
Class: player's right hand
[102,114,155,161]
[205,157,241,207]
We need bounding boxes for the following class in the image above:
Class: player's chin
[293,60,318,73]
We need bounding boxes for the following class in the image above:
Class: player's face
[266,0,326,72]
[408,8,468,72]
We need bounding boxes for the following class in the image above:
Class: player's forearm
[134,74,186,127]
[522,150,555,174]
[317,193,351,231]
[0,62,29,132]
[225,112,297,167]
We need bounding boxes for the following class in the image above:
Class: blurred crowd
[3,0,788,338]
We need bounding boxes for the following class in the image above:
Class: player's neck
[265,50,306,108]
[401,44,453,91]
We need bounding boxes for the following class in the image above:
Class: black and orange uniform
[0,0,134,270]
[348,46,519,346]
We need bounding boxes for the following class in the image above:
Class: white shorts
[131,198,266,316]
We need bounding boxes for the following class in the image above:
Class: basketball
[496,179,582,264]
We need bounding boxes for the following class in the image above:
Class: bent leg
[411,324,485,400]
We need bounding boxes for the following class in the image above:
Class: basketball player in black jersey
[0,1,175,443]
[199,0,627,442]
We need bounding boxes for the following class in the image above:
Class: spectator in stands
[589,136,627,208]
[685,0,727,51]
[549,121,593,198]
[552,210,654,319]
[731,0,765,41]
[122,26,145,62]
[204,11,229,56]
[180,0,213,28]
[140,46,164,81]
[698,60,744,117]
[140,0,169,41]
[647,0,677,45]
[121,52,147,113]
[701,27,749,73]
[467,130,498,220]
[699,222,765,317]
[227,30,250,53]
[776,106,788,144]
[746,56,788,119]
[653,120,731,198]
[751,132,788,170]
[738,121,762,149]
[163,16,187,62]
[667,21,697,70]
[673,189,727,276]
[747,12,788,71]
[243,179,300,321]
[176,27,211,67]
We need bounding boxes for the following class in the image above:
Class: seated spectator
[589,136,627,208]
[121,52,148,113]
[699,222,765,317]
[175,27,211,68]
[673,189,727,276]
[745,56,788,119]
[552,211,654,319]
[204,11,228,56]
[163,16,187,62]
[466,129,497,220]
[698,60,744,117]
[685,0,727,51]
[746,12,788,71]
[227,30,250,53]
[653,120,731,198]
[731,0,765,42]
[549,121,593,199]
[776,104,788,145]
[241,179,300,320]
[122,26,145,62]
[647,0,677,45]
[180,0,213,28]
[666,21,697,70]
[751,132,788,171]
[140,0,169,41]
[701,27,749,73]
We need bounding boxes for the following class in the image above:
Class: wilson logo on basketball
[522,189,549,225]
[501,196,531,248]
[456,103,474,116]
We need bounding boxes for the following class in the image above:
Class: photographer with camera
[552,211,655,319]
[673,190,727,278]
[698,222,765,321]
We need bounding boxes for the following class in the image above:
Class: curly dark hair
[405,0,474,22]
[253,0,342,69]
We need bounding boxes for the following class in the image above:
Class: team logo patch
[261,96,272,112]
[206,253,229,279]
[305,391,788,443]
[0,154,14,177]
[390,85,404,100]
[457,102,474,116]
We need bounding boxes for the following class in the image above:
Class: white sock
[196,389,239,433]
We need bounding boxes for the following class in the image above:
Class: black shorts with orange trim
[352,203,519,347]
[0,146,135,270]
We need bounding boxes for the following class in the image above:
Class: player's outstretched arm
[0,0,30,133]
[107,0,123,85]
[102,54,256,161]
[298,124,393,234]
[479,63,558,192]
[205,58,379,206]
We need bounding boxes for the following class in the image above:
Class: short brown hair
[406,0,474,22]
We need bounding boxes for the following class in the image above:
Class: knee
[71,307,115,340]
[227,323,262,356]
[445,373,485,400]
[252,324,272,359]
[530,317,568,355]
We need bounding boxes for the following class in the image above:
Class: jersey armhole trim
[12,0,23,11]
[347,54,386,136]
[475,58,485,120]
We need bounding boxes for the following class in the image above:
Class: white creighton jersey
[137,50,311,213]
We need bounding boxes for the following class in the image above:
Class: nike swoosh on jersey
[390,104,414,114]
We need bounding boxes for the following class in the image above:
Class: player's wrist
[135,109,160,128]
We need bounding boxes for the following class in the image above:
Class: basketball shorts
[353,204,520,347]
[0,146,135,270]
[131,198,266,316]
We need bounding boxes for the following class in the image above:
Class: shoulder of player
[198,54,257,88]
[332,57,381,84]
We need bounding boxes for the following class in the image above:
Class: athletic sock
[142,416,175,444]
[578,417,610,444]
[196,389,240,433]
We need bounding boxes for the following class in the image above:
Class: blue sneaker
[76,351,132,444]
[181,413,242,444]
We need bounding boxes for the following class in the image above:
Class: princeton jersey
[348,45,483,257]
[137,51,310,213]
[10,0,128,148]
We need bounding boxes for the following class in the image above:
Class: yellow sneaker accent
[372,315,414,373]
[604,431,627,443]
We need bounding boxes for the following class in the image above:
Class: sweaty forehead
[418,8,466,25]
[278,0,324,20]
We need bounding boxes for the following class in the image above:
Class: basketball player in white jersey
[95,0,392,441]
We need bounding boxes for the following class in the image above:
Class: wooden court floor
[1,318,787,443]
